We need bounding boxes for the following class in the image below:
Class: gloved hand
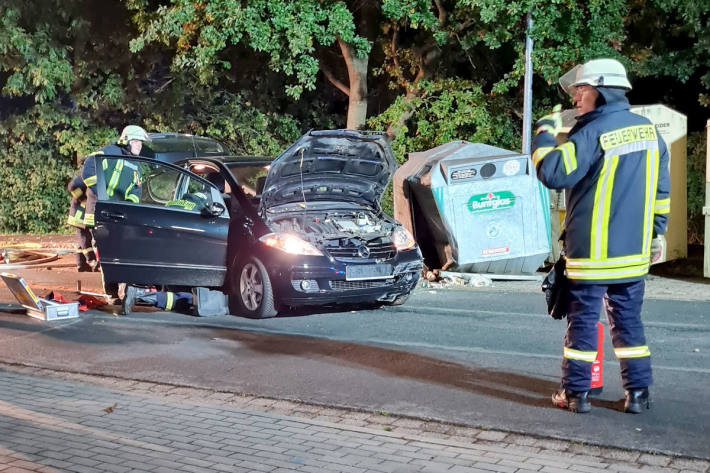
[535,104,562,136]
[650,236,663,263]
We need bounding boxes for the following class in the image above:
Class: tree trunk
[338,38,368,130]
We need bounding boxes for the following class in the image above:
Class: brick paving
[0,365,708,473]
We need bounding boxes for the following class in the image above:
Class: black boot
[552,389,591,413]
[624,388,651,414]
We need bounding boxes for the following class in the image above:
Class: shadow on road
[209,327,559,408]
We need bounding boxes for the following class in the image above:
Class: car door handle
[100,210,125,220]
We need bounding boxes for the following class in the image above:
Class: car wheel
[385,294,410,306]
[233,256,277,318]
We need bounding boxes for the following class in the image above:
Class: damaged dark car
[92,130,423,318]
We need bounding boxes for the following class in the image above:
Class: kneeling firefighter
[532,58,670,414]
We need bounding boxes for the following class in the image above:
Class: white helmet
[559,58,632,96]
[118,125,151,144]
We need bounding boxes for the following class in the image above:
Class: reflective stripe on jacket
[80,143,141,225]
[532,88,670,284]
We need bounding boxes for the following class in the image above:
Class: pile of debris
[420,267,543,289]
[421,269,493,288]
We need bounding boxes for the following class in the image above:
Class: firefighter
[121,286,193,315]
[532,58,670,414]
[66,173,97,271]
[81,125,152,299]
[81,124,150,223]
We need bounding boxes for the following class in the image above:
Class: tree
[128,0,372,128]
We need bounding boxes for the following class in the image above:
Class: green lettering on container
[467,191,516,213]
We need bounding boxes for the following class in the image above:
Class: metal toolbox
[1,272,79,321]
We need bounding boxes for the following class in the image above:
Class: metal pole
[522,10,534,155]
[704,119,710,278]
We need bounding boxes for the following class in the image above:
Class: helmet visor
[558,65,581,97]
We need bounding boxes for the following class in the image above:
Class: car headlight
[392,227,416,251]
[259,233,323,256]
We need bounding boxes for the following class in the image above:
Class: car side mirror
[201,201,226,217]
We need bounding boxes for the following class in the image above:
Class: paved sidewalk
[0,365,708,473]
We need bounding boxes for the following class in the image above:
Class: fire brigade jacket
[81,143,142,226]
[532,88,670,284]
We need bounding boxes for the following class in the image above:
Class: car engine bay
[268,209,398,249]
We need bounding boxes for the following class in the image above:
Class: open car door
[93,155,229,287]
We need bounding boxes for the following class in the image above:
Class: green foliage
[135,78,304,156]
[627,0,710,107]
[369,79,520,163]
[686,131,706,244]
[0,6,74,103]
[128,0,369,99]
[0,107,77,233]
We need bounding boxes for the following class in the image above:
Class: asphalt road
[0,286,708,459]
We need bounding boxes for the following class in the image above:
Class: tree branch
[433,0,447,26]
[321,64,350,97]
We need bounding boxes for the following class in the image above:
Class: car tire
[385,294,410,306]
[232,256,277,319]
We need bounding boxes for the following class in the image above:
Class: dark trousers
[563,280,652,391]
[74,227,96,268]
[139,291,193,313]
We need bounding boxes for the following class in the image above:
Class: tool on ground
[1,272,79,321]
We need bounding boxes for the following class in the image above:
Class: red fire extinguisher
[590,321,604,395]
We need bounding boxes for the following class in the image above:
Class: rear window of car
[150,136,226,155]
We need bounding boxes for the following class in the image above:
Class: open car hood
[260,130,397,210]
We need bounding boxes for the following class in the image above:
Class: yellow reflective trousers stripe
[165,292,174,311]
[564,348,597,362]
[614,345,651,359]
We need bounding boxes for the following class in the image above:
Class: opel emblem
[357,245,371,259]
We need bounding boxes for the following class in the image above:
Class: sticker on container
[502,159,520,176]
[481,246,510,256]
[467,191,515,213]
[451,168,477,180]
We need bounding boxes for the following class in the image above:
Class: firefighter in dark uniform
[532,59,670,414]
[66,173,97,271]
[81,125,151,299]
[121,287,194,315]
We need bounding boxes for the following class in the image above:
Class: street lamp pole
[522,10,534,156]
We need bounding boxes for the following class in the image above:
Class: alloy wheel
[240,263,263,311]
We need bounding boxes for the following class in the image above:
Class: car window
[227,164,270,196]
[98,157,215,213]
[195,138,225,154]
